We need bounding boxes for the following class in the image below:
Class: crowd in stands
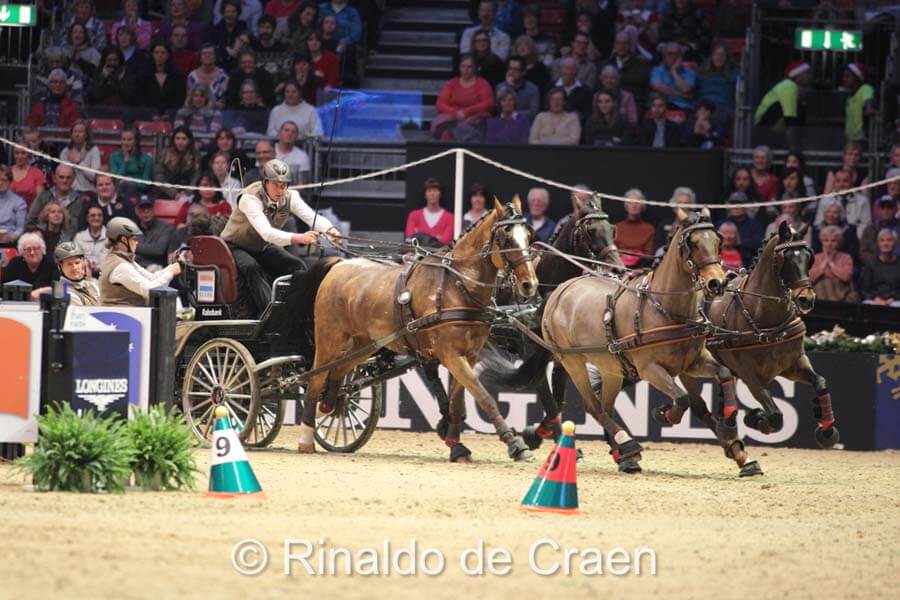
[2,1,899,309]
[433,0,745,148]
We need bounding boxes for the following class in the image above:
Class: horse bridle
[490,212,537,271]
[773,238,815,310]
[678,221,723,285]
[572,212,619,262]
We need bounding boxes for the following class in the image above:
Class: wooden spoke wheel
[244,394,286,448]
[314,362,384,453]
[181,338,260,446]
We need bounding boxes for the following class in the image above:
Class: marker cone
[206,406,264,498]
[521,420,579,514]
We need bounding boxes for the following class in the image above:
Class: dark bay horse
[541,212,759,474]
[679,221,839,450]
[477,201,626,449]
[295,199,540,461]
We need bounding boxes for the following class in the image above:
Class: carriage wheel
[244,395,286,448]
[314,362,384,453]
[181,338,261,446]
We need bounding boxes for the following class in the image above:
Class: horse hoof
[436,417,449,440]
[739,460,764,477]
[651,405,672,425]
[521,426,544,450]
[507,437,533,461]
[449,443,473,463]
[815,425,840,449]
[297,442,316,454]
[618,457,642,474]
[576,447,585,463]
[743,408,771,433]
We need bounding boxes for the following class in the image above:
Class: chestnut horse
[296,199,539,462]
[679,221,839,451]
[541,212,760,475]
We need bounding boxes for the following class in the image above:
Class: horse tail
[478,342,553,392]
[291,256,342,321]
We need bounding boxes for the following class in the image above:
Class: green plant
[127,406,199,491]
[16,403,133,493]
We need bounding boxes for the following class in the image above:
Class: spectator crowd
[2,1,898,308]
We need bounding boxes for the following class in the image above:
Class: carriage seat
[190,236,239,304]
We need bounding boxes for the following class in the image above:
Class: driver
[99,217,183,306]
[220,158,340,314]
[54,242,100,306]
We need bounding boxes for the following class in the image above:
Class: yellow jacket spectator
[842,62,875,142]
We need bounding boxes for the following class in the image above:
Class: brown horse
[540,211,757,474]
[680,221,839,450]
[296,199,540,461]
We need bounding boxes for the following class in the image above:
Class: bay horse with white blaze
[295,199,540,461]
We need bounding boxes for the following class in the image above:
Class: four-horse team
[217,160,839,476]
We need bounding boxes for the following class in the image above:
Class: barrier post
[453,148,464,239]
[149,287,178,410]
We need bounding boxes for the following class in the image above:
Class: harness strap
[708,318,806,350]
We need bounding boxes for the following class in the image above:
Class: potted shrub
[127,406,199,491]
[16,403,133,493]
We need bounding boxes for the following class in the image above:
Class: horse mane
[747,232,780,273]
[446,205,497,252]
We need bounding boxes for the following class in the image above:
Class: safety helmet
[53,241,84,264]
[262,158,293,184]
[107,217,141,242]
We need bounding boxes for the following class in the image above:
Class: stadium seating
[153,199,190,227]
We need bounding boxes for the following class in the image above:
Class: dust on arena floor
[2,428,898,599]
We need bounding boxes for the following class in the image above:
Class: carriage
[174,235,420,452]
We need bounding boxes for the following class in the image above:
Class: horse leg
[445,377,472,463]
[781,355,839,448]
[297,335,360,453]
[740,370,783,436]
[439,353,532,461]
[522,375,560,450]
[422,362,452,440]
[682,353,760,476]
[561,357,638,473]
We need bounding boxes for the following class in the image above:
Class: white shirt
[59,145,102,193]
[74,226,109,268]
[267,102,323,139]
[238,189,334,247]
[219,176,242,209]
[459,25,511,61]
[814,192,873,239]
[108,259,175,302]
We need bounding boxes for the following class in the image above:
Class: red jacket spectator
[405,209,454,247]
[26,96,81,129]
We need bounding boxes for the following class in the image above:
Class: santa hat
[846,62,865,82]
[784,61,811,79]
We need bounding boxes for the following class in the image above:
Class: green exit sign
[0,4,37,27]
[795,29,862,51]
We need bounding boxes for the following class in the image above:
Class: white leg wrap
[614,430,632,445]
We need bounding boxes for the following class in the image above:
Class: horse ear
[675,207,688,222]
[512,194,522,212]
[796,222,810,239]
[700,206,711,220]
[778,220,791,242]
[493,196,505,215]
[591,193,602,212]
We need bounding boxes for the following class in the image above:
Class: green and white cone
[208,406,263,496]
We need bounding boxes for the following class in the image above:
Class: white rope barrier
[2,134,897,210]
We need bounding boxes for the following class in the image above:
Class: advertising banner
[369,353,891,451]
[64,306,153,411]
[67,331,131,419]
[0,304,43,443]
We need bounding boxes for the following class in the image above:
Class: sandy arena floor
[2,427,899,600]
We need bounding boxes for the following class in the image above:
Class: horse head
[491,196,539,298]
[675,208,726,298]
[774,220,816,314]
[571,211,626,273]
